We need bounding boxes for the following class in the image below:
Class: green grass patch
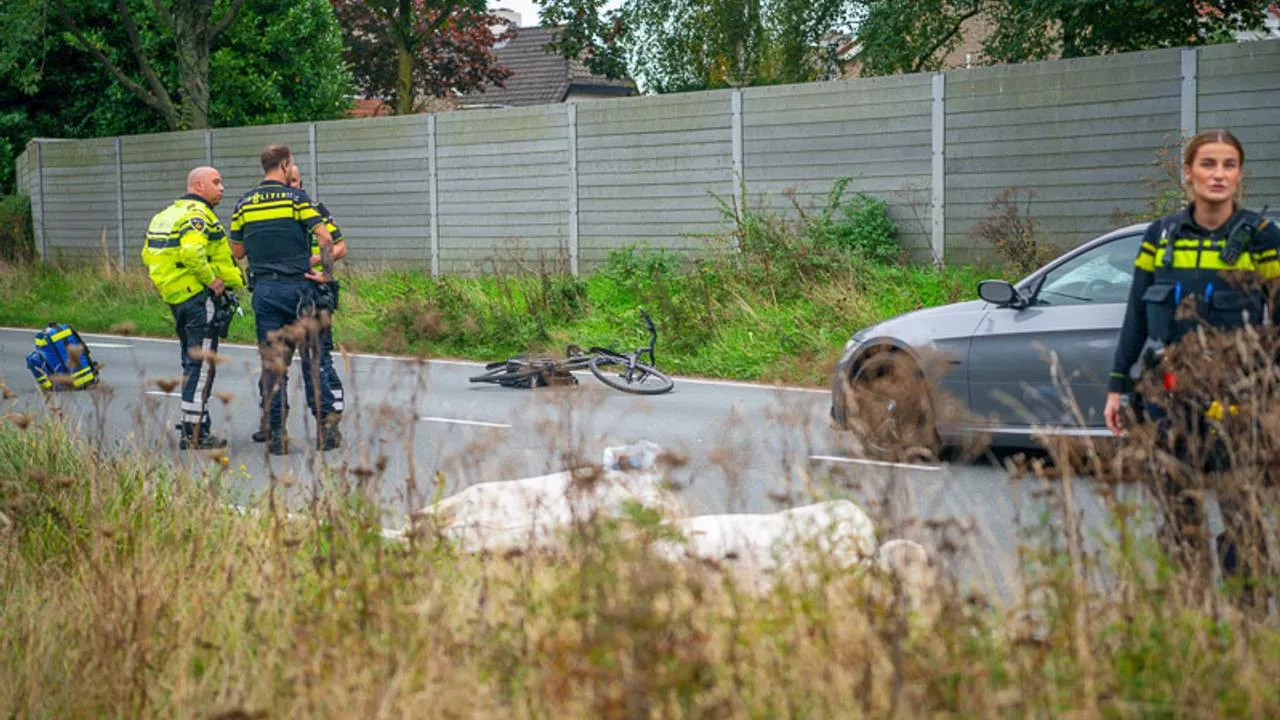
[0,254,1010,386]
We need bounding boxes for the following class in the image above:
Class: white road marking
[419,415,510,429]
[146,390,182,398]
[88,342,134,349]
[808,454,943,472]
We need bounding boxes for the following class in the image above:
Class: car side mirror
[978,279,1022,308]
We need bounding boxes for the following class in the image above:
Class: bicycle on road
[469,308,675,395]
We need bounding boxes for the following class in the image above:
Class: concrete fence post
[731,89,744,206]
[428,114,440,277]
[34,140,46,260]
[930,73,946,266]
[1181,47,1198,145]
[308,122,318,200]
[115,137,125,269]
[204,129,212,165]
[567,103,580,277]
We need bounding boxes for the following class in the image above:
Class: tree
[0,0,353,194]
[209,0,355,126]
[536,0,855,93]
[983,0,1271,64]
[852,0,985,76]
[330,0,515,115]
[620,0,767,91]
[853,0,1273,76]
[53,0,252,130]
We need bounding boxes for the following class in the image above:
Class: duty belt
[253,271,308,282]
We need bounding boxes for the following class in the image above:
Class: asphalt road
[1,325,1130,598]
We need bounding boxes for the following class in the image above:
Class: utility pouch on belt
[1142,283,1177,343]
[1207,288,1263,330]
[326,280,340,312]
[314,281,338,313]
[209,293,240,340]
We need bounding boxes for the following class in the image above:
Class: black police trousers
[252,277,344,433]
[1141,395,1270,602]
[170,290,219,436]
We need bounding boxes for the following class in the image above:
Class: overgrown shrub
[372,269,590,357]
[804,177,900,262]
[0,194,34,263]
[1112,134,1189,226]
[969,187,1058,276]
[710,180,897,301]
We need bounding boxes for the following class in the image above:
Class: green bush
[0,194,34,262]
[807,177,900,262]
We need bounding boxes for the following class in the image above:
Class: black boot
[179,422,227,450]
[317,413,341,451]
[267,432,290,456]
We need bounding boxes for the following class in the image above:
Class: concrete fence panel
[436,105,570,273]
[943,48,1185,265]
[576,90,735,269]
[315,114,433,266]
[743,74,934,262]
[1197,40,1280,204]
[18,39,1280,272]
[36,138,118,263]
[120,131,208,268]
[210,123,311,235]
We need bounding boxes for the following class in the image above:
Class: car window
[1035,233,1143,305]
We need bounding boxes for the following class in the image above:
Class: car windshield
[1032,233,1143,306]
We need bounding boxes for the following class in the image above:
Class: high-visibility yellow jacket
[309,200,345,274]
[141,194,245,305]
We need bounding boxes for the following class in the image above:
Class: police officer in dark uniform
[1105,129,1279,597]
[251,163,348,443]
[230,144,341,455]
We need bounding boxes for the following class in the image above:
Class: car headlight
[838,335,864,366]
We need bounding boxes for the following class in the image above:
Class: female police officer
[1103,129,1279,600]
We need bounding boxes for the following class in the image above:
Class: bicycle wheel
[589,354,674,395]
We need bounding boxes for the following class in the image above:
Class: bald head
[288,164,302,189]
[187,166,224,207]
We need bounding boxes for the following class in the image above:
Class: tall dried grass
[3,326,1280,720]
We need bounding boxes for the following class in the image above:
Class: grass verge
[1,413,1278,717]
[0,251,1007,387]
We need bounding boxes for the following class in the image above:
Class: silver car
[831,221,1154,451]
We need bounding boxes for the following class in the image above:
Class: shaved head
[288,164,302,188]
[187,166,224,207]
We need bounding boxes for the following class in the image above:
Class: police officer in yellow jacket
[141,166,245,449]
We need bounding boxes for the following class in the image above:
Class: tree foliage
[535,0,854,93]
[210,0,355,126]
[852,0,984,76]
[0,0,353,194]
[539,0,1272,90]
[330,0,515,115]
[855,0,1273,76]
[52,0,251,130]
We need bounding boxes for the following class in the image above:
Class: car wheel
[844,351,940,462]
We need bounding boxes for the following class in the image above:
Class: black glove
[209,292,238,339]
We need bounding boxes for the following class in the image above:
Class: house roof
[465,26,635,107]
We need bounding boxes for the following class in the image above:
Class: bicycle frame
[585,309,657,368]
